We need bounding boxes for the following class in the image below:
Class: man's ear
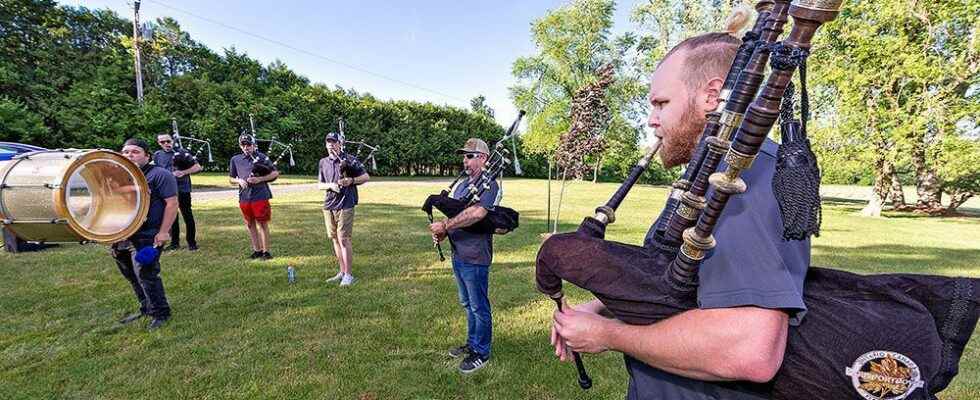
[702,77,725,110]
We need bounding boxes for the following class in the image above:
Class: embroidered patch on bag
[845,351,924,400]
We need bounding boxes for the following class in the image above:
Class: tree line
[0,0,524,177]
[1,0,977,212]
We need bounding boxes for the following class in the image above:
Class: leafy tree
[0,1,504,177]
[469,95,494,119]
[510,0,648,178]
[0,97,48,142]
[811,0,980,214]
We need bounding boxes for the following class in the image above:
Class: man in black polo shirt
[317,131,370,286]
[229,134,279,260]
[115,138,178,330]
[153,133,202,251]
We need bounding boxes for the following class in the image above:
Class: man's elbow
[732,353,783,383]
[724,340,786,382]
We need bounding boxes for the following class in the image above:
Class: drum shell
[0,150,150,243]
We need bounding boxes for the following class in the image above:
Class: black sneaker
[249,251,262,259]
[448,344,472,358]
[188,243,198,251]
[118,312,144,324]
[459,352,490,374]
[261,251,273,260]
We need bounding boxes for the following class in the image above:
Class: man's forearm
[259,171,280,183]
[181,164,203,175]
[445,205,487,230]
[352,173,369,185]
[603,307,788,382]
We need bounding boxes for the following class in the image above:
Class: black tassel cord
[771,45,822,241]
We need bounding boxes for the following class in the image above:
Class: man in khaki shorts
[318,131,370,286]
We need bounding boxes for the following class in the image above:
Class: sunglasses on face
[240,142,254,147]
[158,140,172,144]
[464,153,481,160]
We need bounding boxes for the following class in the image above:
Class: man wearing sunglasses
[229,134,279,260]
[154,133,203,251]
[428,138,502,374]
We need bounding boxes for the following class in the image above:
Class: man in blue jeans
[429,138,502,374]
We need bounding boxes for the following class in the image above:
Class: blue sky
[63,0,644,128]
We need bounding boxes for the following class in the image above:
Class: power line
[140,0,469,103]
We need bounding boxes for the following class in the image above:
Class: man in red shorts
[229,134,279,260]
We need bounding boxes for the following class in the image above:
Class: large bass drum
[0,150,150,243]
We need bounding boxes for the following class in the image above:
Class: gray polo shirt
[229,151,276,203]
[153,148,196,193]
[447,176,502,266]
[318,153,367,210]
[628,139,810,400]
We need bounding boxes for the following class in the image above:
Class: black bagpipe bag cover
[536,231,979,399]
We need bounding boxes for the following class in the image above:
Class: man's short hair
[662,8,750,90]
[665,32,741,90]
[123,138,150,154]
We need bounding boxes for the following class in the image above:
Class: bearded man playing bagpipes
[540,1,979,399]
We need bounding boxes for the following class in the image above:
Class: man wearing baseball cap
[317,131,370,286]
[428,137,502,374]
[114,138,177,330]
[229,133,279,260]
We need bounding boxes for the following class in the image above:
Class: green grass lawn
[1,179,978,399]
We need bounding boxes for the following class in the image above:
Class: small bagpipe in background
[421,111,525,262]
[421,110,525,236]
[244,113,294,178]
[170,118,213,170]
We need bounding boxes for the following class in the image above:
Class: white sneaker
[326,272,344,284]
[340,274,357,286]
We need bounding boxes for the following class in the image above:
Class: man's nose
[647,111,661,130]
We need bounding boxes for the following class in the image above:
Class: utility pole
[132,1,145,105]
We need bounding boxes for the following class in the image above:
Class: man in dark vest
[154,132,202,251]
